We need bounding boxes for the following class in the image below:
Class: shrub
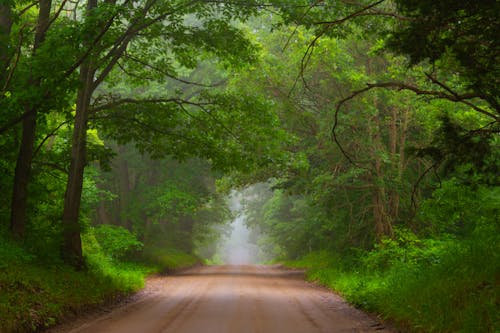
[91,225,143,260]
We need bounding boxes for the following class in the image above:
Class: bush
[419,180,500,237]
[0,231,151,333]
[92,225,143,260]
[360,228,446,271]
[287,228,500,332]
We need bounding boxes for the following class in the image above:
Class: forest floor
[44,265,392,333]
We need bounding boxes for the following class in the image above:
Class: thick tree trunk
[0,3,12,77]
[61,0,98,268]
[9,0,51,238]
[10,114,36,237]
[61,61,94,267]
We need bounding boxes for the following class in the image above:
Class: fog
[218,191,259,264]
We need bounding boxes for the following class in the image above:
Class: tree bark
[9,0,51,238]
[387,106,400,222]
[61,0,98,267]
[61,56,95,268]
[370,104,393,240]
[10,114,36,237]
[0,2,12,77]
[118,145,132,229]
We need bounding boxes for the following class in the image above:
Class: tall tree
[10,0,52,238]
[60,0,266,266]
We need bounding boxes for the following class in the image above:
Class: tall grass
[286,228,499,332]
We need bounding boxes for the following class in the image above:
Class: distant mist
[218,190,260,264]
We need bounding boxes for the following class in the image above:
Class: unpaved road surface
[49,265,392,333]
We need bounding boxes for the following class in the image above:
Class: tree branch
[47,0,69,30]
[90,96,214,113]
[313,0,386,26]
[32,119,72,158]
[330,79,498,168]
[123,53,227,88]
[17,1,39,17]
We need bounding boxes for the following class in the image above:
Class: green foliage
[0,229,34,269]
[389,0,500,109]
[415,115,500,184]
[96,89,289,174]
[288,228,500,332]
[0,232,150,333]
[141,247,200,273]
[92,225,143,260]
[360,228,445,270]
[419,180,500,236]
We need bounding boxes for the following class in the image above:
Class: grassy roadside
[0,234,200,333]
[284,228,499,332]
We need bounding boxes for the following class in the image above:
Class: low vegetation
[286,226,499,332]
[0,227,199,333]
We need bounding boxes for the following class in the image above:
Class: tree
[10,0,52,238]
[270,0,499,155]
[389,0,500,115]
[1,1,85,240]
[221,15,448,255]
[60,0,276,266]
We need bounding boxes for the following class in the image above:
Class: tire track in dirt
[46,265,393,333]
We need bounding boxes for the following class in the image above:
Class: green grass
[141,247,200,273]
[0,235,200,333]
[285,231,499,332]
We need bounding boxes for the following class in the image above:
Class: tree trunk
[10,114,36,237]
[61,0,98,268]
[370,104,393,240]
[9,0,51,238]
[118,145,131,229]
[372,157,392,238]
[96,202,111,225]
[61,60,94,267]
[387,106,400,222]
[0,3,12,77]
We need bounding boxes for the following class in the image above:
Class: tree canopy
[0,1,498,331]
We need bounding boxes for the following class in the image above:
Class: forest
[0,0,498,332]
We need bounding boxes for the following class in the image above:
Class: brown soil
[45,265,393,333]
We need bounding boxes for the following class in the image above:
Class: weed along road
[50,265,391,333]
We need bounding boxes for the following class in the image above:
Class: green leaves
[92,224,143,260]
[94,88,289,174]
[151,183,200,222]
[388,0,500,114]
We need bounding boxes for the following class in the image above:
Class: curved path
[50,265,392,333]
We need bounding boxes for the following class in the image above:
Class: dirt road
[50,265,391,333]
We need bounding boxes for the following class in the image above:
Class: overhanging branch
[331,80,499,167]
[90,96,214,113]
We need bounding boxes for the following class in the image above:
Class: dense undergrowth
[0,226,199,333]
[286,226,499,333]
